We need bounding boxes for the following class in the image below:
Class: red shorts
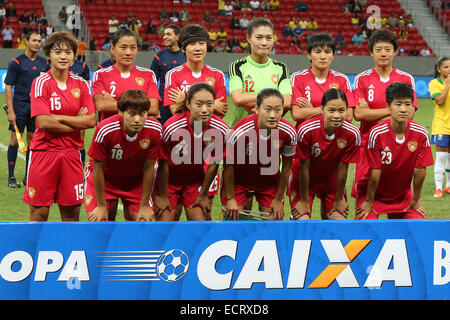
[83,162,150,213]
[23,150,84,206]
[221,183,279,208]
[166,182,203,209]
[355,185,425,219]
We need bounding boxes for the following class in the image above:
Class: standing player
[223,88,297,220]
[4,31,49,188]
[290,89,360,220]
[150,24,186,125]
[155,83,229,221]
[164,24,227,118]
[352,29,417,197]
[92,28,160,121]
[85,90,161,221]
[229,18,292,127]
[355,82,434,219]
[290,32,355,127]
[428,57,450,197]
[24,31,97,221]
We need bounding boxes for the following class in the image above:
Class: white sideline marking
[0,142,26,160]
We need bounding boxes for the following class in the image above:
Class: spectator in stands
[77,38,87,62]
[214,40,226,52]
[224,2,233,15]
[399,26,408,40]
[204,10,220,23]
[240,1,251,11]
[229,34,240,51]
[89,38,96,50]
[17,33,26,49]
[269,0,280,11]
[284,23,293,37]
[18,10,31,27]
[380,15,387,27]
[5,3,16,18]
[420,45,431,56]
[146,19,157,34]
[180,7,190,21]
[335,30,346,48]
[405,14,414,27]
[21,23,33,37]
[39,13,47,26]
[35,22,45,37]
[231,16,240,29]
[231,0,241,10]
[289,40,302,54]
[169,8,180,22]
[208,27,217,42]
[30,12,38,24]
[103,37,112,51]
[2,23,13,48]
[261,0,270,10]
[409,45,419,56]
[149,41,160,52]
[296,1,308,12]
[0,4,6,19]
[342,1,352,14]
[308,18,318,31]
[239,13,250,29]
[217,26,228,42]
[109,15,119,39]
[350,13,359,26]
[46,22,54,37]
[352,31,365,45]
[293,23,303,37]
[160,6,169,22]
[398,15,405,28]
[250,0,261,10]
[387,13,398,28]
[58,7,68,31]
[240,37,249,52]
[299,17,309,30]
[352,2,362,13]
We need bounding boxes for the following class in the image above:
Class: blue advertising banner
[0,220,449,301]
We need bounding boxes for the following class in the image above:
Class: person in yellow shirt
[217,27,228,42]
[269,0,279,11]
[380,15,387,27]
[208,27,217,42]
[17,33,26,49]
[308,18,318,31]
[289,16,297,29]
[429,56,450,197]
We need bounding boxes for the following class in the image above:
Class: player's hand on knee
[355,201,373,220]
[155,196,171,219]
[329,199,349,219]
[292,200,310,220]
[191,194,211,219]
[88,206,108,221]
[226,198,240,220]
[137,206,156,221]
[404,199,427,218]
[269,199,284,220]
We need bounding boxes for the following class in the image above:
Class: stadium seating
[2,0,46,48]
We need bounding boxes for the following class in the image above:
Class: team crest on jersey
[271,74,279,84]
[139,139,150,149]
[203,136,216,146]
[28,187,35,199]
[407,141,418,152]
[329,83,340,89]
[135,77,145,86]
[85,195,93,206]
[205,77,216,86]
[71,88,81,98]
[337,138,347,149]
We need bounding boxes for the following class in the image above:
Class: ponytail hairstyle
[434,56,449,78]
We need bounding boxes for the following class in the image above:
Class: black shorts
[9,102,35,133]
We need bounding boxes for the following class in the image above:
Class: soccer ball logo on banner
[156,249,189,282]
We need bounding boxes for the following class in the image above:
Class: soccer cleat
[433,189,443,198]
[8,177,20,189]
[444,187,450,194]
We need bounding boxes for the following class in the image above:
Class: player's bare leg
[29,205,50,221]
[158,208,178,221]
[59,204,81,221]
[173,201,183,221]
[185,206,207,221]
[107,200,119,221]
[123,206,138,221]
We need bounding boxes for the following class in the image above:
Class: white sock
[434,151,446,190]
[446,152,450,189]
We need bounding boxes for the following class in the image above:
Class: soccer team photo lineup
[3,13,450,222]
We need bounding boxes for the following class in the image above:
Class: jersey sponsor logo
[135,77,145,86]
[28,187,35,199]
[71,88,81,98]
[139,138,150,149]
[329,83,340,89]
[271,74,279,84]
[85,194,93,206]
[337,138,347,149]
[407,141,418,152]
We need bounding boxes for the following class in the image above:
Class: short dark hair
[321,88,348,108]
[247,18,274,37]
[117,89,150,113]
[165,24,181,35]
[368,29,398,52]
[385,82,414,105]
[25,31,41,41]
[178,24,209,49]
[307,32,336,54]
[112,28,138,46]
[256,88,284,108]
[43,31,78,57]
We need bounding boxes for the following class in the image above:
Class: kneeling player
[86,90,161,221]
[290,88,360,220]
[356,82,434,219]
[155,83,229,220]
[223,88,297,220]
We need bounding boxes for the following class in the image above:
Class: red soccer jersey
[353,67,418,139]
[163,63,227,107]
[88,114,162,184]
[92,64,161,120]
[30,71,95,151]
[160,110,229,186]
[360,119,434,202]
[290,67,355,126]
[296,114,361,192]
[227,114,297,187]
